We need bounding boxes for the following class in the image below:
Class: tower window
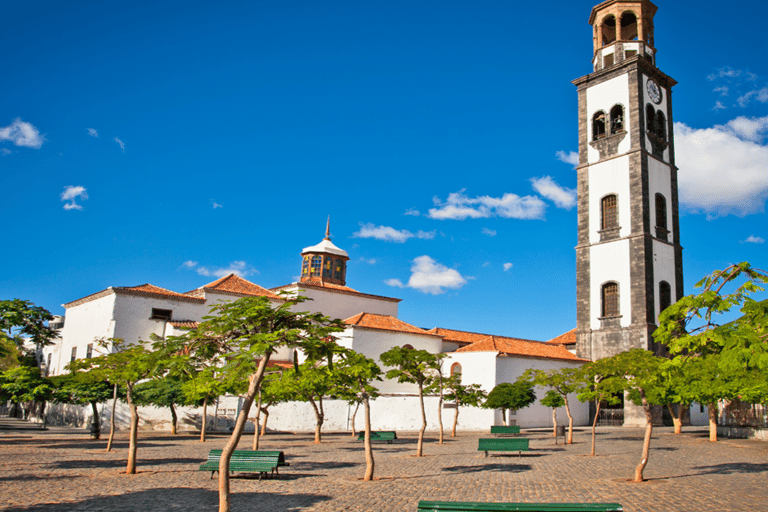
[334,258,344,280]
[601,15,616,45]
[610,105,624,134]
[311,256,322,275]
[450,363,462,378]
[655,111,666,140]
[592,112,606,141]
[601,194,618,230]
[646,105,656,134]
[302,256,310,276]
[659,281,672,315]
[323,257,333,278]
[655,193,668,239]
[620,12,638,40]
[602,282,619,317]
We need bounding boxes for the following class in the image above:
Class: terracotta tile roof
[271,281,401,303]
[547,328,576,345]
[169,320,199,329]
[452,330,586,363]
[190,274,284,300]
[117,284,205,302]
[425,327,497,346]
[344,312,442,337]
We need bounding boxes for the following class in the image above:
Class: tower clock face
[647,79,662,104]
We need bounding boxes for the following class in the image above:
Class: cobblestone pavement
[1,423,766,512]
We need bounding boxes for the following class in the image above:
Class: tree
[443,375,486,438]
[134,375,192,435]
[171,295,343,512]
[68,343,160,474]
[524,368,581,444]
[598,349,663,482]
[380,346,440,457]
[334,349,382,480]
[423,353,448,444]
[577,359,622,456]
[0,299,57,365]
[51,373,114,439]
[540,390,565,439]
[654,262,768,442]
[483,380,536,426]
[278,359,338,444]
[0,365,53,422]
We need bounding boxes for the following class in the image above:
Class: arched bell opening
[620,12,638,40]
[601,15,616,46]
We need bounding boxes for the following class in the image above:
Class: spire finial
[324,216,331,240]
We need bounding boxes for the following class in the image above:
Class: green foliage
[134,375,192,408]
[379,346,440,387]
[0,299,57,361]
[444,375,487,408]
[576,358,624,407]
[540,389,565,409]
[50,373,114,405]
[67,340,161,396]
[0,366,53,403]
[483,380,536,412]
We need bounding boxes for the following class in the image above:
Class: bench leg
[210,471,216,480]
[484,451,488,457]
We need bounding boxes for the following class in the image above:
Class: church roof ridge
[344,312,442,337]
[194,273,284,300]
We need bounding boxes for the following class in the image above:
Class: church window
[70,346,77,362]
[646,105,656,134]
[323,257,333,278]
[86,343,93,359]
[311,256,322,275]
[659,281,672,315]
[601,194,618,230]
[150,308,172,320]
[602,282,619,317]
[655,193,668,239]
[603,53,614,68]
[601,15,616,45]
[592,112,606,141]
[610,105,624,134]
[334,259,344,280]
[302,256,310,276]
[450,363,462,376]
[620,12,638,40]
[655,111,666,140]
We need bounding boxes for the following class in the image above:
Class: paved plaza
[1,422,766,512]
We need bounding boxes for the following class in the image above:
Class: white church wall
[112,294,206,346]
[444,352,497,391]
[589,240,632,330]
[47,293,117,376]
[285,286,399,321]
[586,74,631,164]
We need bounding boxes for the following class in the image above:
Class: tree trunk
[252,390,262,450]
[667,403,683,434]
[308,397,324,444]
[126,385,139,475]
[260,407,269,436]
[708,403,718,442]
[91,401,100,440]
[552,408,558,438]
[564,397,574,444]
[170,404,177,435]
[416,382,426,457]
[590,401,601,457]
[200,397,208,443]
[361,386,375,481]
[218,356,270,512]
[350,402,360,437]
[633,390,653,482]
[451,407,459,437]
[106,384,118,452]
[437,391,444,444]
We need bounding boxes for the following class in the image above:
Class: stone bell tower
[572,0,684,423]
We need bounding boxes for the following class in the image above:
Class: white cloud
[61,185,88,211]
[530,176,577,210]
[712,101,727,111]
[353,223,434,243]
[1,148,11,156]
[675,117,768,218]
[185,260,257,278]
[87,128,98,137]
[503,262,513,271]
[0,118,45,149]
[481,227,496,237]
[742,235,765,244]
[737,87,768,108]
[387,255,468,295]
[360,257,377,264]
[555,150,579,166]
[114,137,125,152]
[428,189,546,220]
[707,66,757,82]
[404,208,421,216]
[211,201,223,209]
[713,86,729,97]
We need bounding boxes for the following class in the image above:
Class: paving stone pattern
[1,425,766,512]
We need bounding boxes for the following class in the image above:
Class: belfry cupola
[300,217,350,286]
[590,0,657,72]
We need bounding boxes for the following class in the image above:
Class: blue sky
[2,0,767,341]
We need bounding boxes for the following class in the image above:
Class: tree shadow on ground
[1,487,331,512]
[0,473,82,483]
[44,457,203,470]
[693,462,768,475]
[443,463,532,474]
[294,460,359,471]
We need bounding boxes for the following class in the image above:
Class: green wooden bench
[199,449,289,480]
[417,501,623,511]
[490,425,520,436]
[356,430,397,443]
[478,437,529,457]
